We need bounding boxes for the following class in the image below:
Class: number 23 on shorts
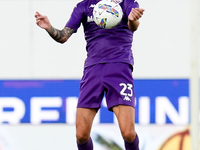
[119,83,133,101]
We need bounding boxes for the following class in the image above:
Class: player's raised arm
[35,12,75,43]
[128,8,144,32]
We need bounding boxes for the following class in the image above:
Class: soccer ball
[93,0,123,29]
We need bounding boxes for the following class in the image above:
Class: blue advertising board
[0,79,189,124]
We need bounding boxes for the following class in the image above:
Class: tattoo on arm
[47,26,75,43]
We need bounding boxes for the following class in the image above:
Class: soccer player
[35,0,144,149]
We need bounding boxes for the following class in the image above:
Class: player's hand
[35,12,51,31]
[128,8,144,21]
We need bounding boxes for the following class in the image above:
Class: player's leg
[76,107,97,150]
[113,105,136,142]
[113,105,139,150]
[102,62,138,149]
[76,64,105,149]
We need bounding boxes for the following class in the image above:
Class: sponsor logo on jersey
[87,16,94,22]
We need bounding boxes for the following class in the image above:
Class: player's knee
[76,132,90,144]
[121,129,136,143]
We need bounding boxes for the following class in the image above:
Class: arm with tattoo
[47,26,75,43]
[35,12,75,43]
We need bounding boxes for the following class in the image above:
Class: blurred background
[0,0,199,149]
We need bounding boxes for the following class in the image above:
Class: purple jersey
[65,0,139,68]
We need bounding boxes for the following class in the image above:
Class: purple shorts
[77,63,135,111]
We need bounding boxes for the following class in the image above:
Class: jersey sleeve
[125,0,139,16]
[65,2,85,32]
